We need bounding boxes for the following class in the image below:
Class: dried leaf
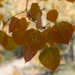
[25,29,46,52]
[47,9,58,22]
[9,17,20,33]
[23,42,36,63]
[39,46,60,72]
[52,21,73,44]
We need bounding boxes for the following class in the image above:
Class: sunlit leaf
[67,0,75,3]
[43,27,58,46]
[20,18,28,32]
[25,29,46,52]
[0,14,3,20]
[29,3,42,20]
[52,21,73,44]
[39,46,60,72]
[23,42,37,63]
[46,9,58,22]
[9,17,20,33]
[36,12,42,29]
[1,33,9,47]
[5,37,17,51]
[12,30,25,46]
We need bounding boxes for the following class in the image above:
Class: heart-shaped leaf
[12,30,25,46]
[23,42,37,63]
[9,17,20,33]
[39,46,60,72]
[25,29,46,52]
[46,9,58,22]
[52,21,73,45]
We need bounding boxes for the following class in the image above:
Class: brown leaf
[0,14,3,20]
[47,9,58,22]
[67,0,75,3]
[25,29,46,52]
[12,30,25,46]
[9,17,20,33]
[52,21,73,45]
[23,42,37,63]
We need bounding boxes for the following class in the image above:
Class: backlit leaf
[47,9,58,22]
[36,12,42,29]
[12,30,25,46]
[23,42,36,63]
[67,0,75,3]
[9,17,20,33]
[20,18,28,32]
[52,21,73,44]
[25,29,46,52]
[43,27,58,46]
[29,3,42,20]
[5,37,17,51]
[0,14,3,20]
[39,46,60,72]
[1,33,9,47]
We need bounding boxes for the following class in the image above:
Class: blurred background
[0,0,75,75]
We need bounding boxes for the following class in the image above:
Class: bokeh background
[0,0,75,75]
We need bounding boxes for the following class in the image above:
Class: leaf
[67,0,75,3]
[0,14,3,20]
[73,25,75,32]
[25,29,46,52]
[29,3,42,20]
[52,21,73,44]
[5,37,17,51]
[12,30,25,46]
[1,33,9,47]
[9,17,20,33]
[39,46,60,72]
[43,27,58,46]
[36,12,42,29]
[3,20,6,28]
[46,9,58,22]
[0,31,4,44]
[23,42,37,63]
[20,18,28,32]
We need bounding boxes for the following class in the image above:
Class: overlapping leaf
[20,18,28,32]
[25,29,46,52]
[43,27,58,46]
[23,42,37,63]
[36,12,42,29]
[28,3,42,20]
[67,0,75,3]
[12,30,25,46]
[39,46,60,72]
[52,21,73,44]
[46,9,58,22]
[5,37,17,51]
[9,17,20,33]
[1,33,9,47]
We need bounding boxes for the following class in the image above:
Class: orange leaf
[12,30,25,46]
[20,18,28,32]
[0,14,3,20]
[73,25,75,32]
[67,0,75,3]
[39,46,60,72]
[23,42,37,63]
[28,3,42,20]
[1,33,9,47]
[52,21,73,45]
[36,12,42,29]
[46,9,58,22]
[9,17,20,33]
[25,29,46,52]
